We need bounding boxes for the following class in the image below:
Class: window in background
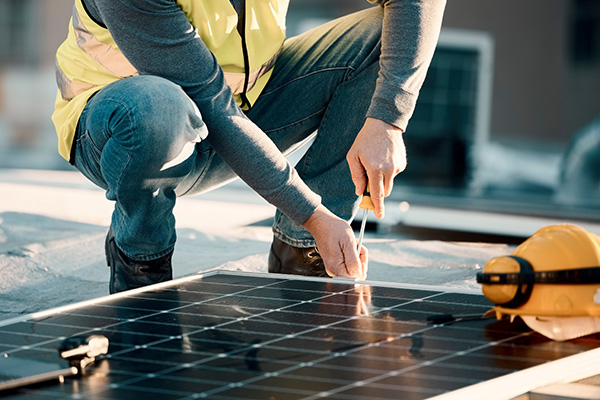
[395,29,493,193]
[0,0,38,66]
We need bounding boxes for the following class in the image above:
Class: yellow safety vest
[52,0,288,161]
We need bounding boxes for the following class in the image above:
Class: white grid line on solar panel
[105,332,452,397]
[27,286,450,398]
[0,285,499,381]
[289,332,533,400]
[81,292,451,398]
[0,281,351,388]
[147,315,511,355]
[0,356,508,400]
[58,338,599,400]
[0,333,69,357]
[99,310,514,396]
[145,316,491,355]
[101,329,489,374]
[145,310,526,398]
[257,366,485,395]
[208,378,447,400]
[95,293,433,346]
[0,304,512,368]
[0,273,298,331]
[122,298,490,329]
[161,330,532,400]
[89,324,545,388]
[0,276,564,400]
[0,300,441,372]
[1,310,580,396]
[0,280,291,356]
[210,378,447,400]
[196,327,508,358]
[1,276,477,357]
[111,293,442,340]
[0,304,592,399]
[284,361,510,384]
[0,272,592,390]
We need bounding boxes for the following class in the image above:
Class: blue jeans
[73,7,383,260]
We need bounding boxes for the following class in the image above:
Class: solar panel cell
[0,271,598,400]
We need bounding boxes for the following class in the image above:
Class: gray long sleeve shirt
[82,0,446,225]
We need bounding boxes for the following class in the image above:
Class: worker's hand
[347,117,407,219]
[303,205,368,280]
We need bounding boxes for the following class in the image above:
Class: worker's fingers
[358,245,369,281]
[347,154,368,197]
[383,167,396,198]
[347,118,407,218]
[323,231,363,279]
[301,205,367,280]
[344,235,363,278]
[366,170,386,219]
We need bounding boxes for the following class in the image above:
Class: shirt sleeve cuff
[366,82,418,132]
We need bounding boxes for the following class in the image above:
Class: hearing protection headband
[476,256,600,308]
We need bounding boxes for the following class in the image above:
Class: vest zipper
[236,0,251,110]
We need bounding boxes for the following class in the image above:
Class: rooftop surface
[0,168,522,321]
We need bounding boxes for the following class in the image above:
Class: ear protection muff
[477,224,600,327]
[476,256,534,308]
[477,255,600,309]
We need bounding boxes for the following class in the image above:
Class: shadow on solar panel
[1,271,599,400]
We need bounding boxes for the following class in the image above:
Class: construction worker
[52,0,446,293]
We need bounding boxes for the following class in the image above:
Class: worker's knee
[121,76,201,141]
[93,76,206,165]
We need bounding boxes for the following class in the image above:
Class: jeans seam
[77,130,106,187]
[178,147,216,196]
[345,65,357,80]
[263,106,327,134]
[260,66,350,98]
[255,58,358,137]
[95,96,139,150]
[79,129,102,156]
[112,151,132,243]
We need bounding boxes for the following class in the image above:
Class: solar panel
[395,29,493,189]
[1,271,599,399]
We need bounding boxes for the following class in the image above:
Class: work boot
[268,236,329,277]
[105,226,173,294]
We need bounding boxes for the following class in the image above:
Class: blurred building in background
[1,0,599,218]
[0,0,72,169]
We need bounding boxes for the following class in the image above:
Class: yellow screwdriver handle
[359,182,374,210]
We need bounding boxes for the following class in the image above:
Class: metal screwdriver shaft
[357,183,374,251]
[357,208,368,252]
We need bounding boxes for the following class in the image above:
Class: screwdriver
[357,182,374,252]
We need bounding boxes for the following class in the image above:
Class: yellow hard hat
[476,224,600,318]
